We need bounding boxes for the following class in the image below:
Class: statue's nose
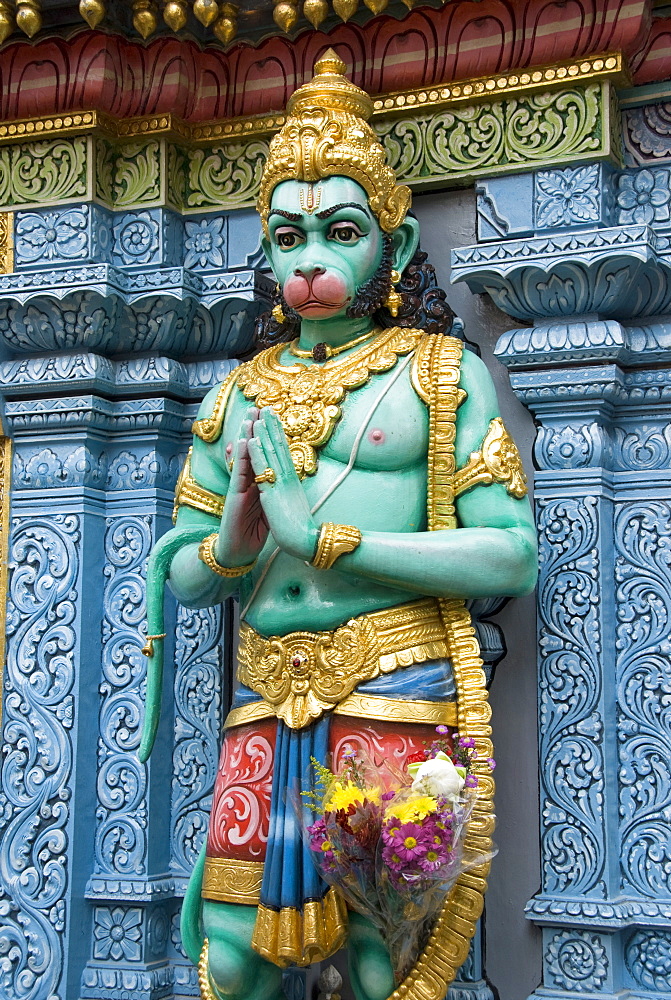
[294,264,326,279]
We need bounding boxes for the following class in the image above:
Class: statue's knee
[354,955,395,1000]
[206,936,247,997]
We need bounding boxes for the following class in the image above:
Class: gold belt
[236,597,451,729]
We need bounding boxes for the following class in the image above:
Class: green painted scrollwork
[0,138,89,207]
[187,140,270,210]
[376,83,605,185]
[168,143,188,210]
[114,141,162,207]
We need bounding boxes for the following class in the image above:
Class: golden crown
[257,50,411,236]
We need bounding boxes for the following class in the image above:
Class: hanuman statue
[139,50,537,1000]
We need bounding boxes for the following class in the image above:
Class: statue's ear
[390,217,420,274]
[261,235,277,279]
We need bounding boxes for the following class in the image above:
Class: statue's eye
[328,223,363,245]
[275,228,304,249]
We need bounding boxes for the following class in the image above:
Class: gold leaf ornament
[79,0,105,27]
[163,0,188,30]
[133,0,158,36]
[331,0,357,18]
[303,0,328,27]
[0,0,14,42]
[272,0,298,31]
[213,1,237,42]
[193,0,219,25]
[15,0,41,36]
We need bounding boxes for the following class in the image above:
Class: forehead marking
[298,183,321,215]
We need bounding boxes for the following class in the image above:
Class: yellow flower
[325,780,380,812]
[385,795,438,824]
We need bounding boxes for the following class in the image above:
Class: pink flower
[387,823,432,862]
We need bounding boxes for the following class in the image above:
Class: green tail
[138,525,213,763]
[181,843,207,966]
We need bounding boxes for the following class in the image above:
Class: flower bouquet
[304,729,496,981]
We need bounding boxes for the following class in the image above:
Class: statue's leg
[347,911,395,1000]
[202,899,284,1000]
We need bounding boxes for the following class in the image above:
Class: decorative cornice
[0,0,650,123]
[526,894,671,930]
[371,53,628,116]
[0,53,628,147]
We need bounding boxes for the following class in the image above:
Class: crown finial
[314,49,347,76]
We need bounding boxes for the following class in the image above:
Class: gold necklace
[289,329,377,362]
[236,326,422,478]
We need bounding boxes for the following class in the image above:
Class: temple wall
[0,3,670,998]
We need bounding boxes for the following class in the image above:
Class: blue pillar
[453,162,671,999]
[0,205,269,1000]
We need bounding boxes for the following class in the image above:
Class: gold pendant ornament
[385,268,403,318]
[236,326,422,478]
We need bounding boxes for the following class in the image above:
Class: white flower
[408,752,465,800]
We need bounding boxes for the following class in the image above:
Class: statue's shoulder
[410,332,465,404]
[191,363,249,443]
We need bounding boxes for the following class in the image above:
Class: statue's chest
[320,370,428,471]
[223,360,428,475]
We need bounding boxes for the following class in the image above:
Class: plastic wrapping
[303,731,496,981]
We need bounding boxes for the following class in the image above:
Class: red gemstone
[292,657,302,668]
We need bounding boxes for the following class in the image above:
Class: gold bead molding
[0,52,627,149]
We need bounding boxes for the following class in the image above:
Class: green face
[262,176,419,326]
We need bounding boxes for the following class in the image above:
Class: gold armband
[172,449,226,524]
[312,522,362,571]
[198,533,256,578]
[454,417,528,499]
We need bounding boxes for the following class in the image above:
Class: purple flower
[458,737,475,749]
[487,758,497,770]
[387,822,433,862]
[418,844,448,872]
[435,725,449,735]
[382,790,395,801]
[465,774,479,788]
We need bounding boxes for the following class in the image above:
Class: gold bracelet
[198,533,257,578]
[312,522,362,571]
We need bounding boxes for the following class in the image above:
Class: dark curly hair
[255,238,457,350]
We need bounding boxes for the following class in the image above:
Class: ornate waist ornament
[236,326,422,477]
[237,597,451,729]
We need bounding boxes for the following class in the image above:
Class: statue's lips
[293,296,351,314]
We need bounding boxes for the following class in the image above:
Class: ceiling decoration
[0,0,422,45]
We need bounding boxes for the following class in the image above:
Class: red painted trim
[0,0,653,124]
